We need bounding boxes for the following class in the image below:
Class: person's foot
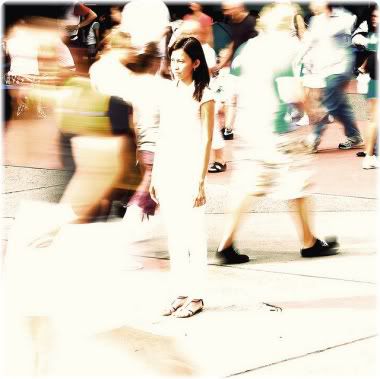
[356,151,366,157]
[338,136,363,150]
[161,296,188,316]
[216,244,249,264]
[208,161,227,173]
[362,155,378,169]
[300,237,339,258]
[303,133,321,153]
[174,299,204,318]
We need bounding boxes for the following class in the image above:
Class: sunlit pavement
[2,95,378,376]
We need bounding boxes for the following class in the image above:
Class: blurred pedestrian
[215,3,340,265]
[300,1,363,152]
[211,1,257,140]
[121,43,165,232]
[63,2,97,72]
[211,1,257,76]
[82,17,100,66]
[183,2,214,47]
[355,5,378,169]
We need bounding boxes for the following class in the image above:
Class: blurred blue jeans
[314,73,361,139]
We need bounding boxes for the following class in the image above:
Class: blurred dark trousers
[314,73,361,139]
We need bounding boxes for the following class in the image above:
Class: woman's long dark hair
[168,36,210,102]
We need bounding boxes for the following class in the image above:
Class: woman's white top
[154,80,214,202]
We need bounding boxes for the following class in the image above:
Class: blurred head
[309,1,330,16]
[126,42,161,74]
[371,7,378,30]
[189,2,202,13]
[222,0,245,22]
[256,3,295,33]
[169,37,209,101]
[178,19,202,41]
[121,0,170,47]
[110,6,123,24]
[102,28,137,65]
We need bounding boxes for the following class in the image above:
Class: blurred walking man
[215,3,340,264]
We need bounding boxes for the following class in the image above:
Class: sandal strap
[174,298,204,318]
[162,296,188,316]
[181,298,204,309]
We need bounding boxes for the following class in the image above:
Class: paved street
[1,92,378,376]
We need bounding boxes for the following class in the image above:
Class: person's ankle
[217,242,232,252]
[303,237,316,249]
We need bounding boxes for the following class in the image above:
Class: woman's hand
[149,184,159,205]
[193,182,206,208]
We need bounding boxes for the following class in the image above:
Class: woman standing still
[150,37,214,318]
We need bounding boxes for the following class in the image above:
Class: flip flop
[208,161,227,173]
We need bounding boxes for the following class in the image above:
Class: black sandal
[208,161,227,173]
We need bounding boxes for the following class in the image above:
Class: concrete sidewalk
[1,96,378,376]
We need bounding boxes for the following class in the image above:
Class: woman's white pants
[159,198,208,300]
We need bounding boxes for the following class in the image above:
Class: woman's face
[170,48,199,83]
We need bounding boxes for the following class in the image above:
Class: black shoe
[223,128,234,140]
[356,151,366,157]
[216,245,249,264]
[208,161,227,173]
[301,237,339,258]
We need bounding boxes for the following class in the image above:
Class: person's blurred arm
[211,42,233,75]
[295,14,306,40]
[206,23,214,48]
[75,4,97,30]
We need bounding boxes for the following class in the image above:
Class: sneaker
[303,133,321,153]
[338,136,363,150]
[356,151,366,157]
[300,237,339,258]
[216,244,249,264]
[223,128,234,140]
[362,155,378,169]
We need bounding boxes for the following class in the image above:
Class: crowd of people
[3,0,378,318]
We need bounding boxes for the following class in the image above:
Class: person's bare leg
[217,192,252,251]
[291,197,315,249]
[214,148,225,165]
